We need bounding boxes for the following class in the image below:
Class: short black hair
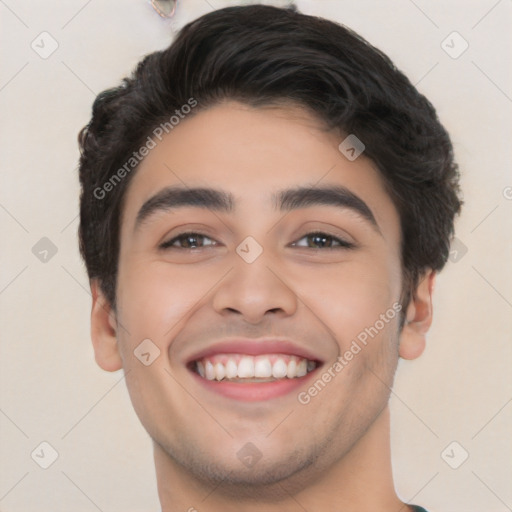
[78,4,462,310]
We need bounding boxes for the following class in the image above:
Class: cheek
[116,259,224,341]
[114,262,211,437]
[296,256,401,345]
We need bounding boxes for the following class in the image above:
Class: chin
[165,440,317,490]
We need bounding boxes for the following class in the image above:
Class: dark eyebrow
[134,184,381,235]
[135,186,234,229]
[274,185,381,234]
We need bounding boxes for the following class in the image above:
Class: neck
[155,406,410,512]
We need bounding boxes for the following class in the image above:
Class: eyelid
[290,231,356,249]
[159,231,218,249]
[290,220,357,245]
[157,222,221,246]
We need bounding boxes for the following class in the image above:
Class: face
[94,101,423,488]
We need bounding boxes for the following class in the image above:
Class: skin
[90,101,435,511]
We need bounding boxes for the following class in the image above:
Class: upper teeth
[195,354,316,381]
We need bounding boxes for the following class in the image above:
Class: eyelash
[159,231,355,250]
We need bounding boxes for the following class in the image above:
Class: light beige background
[1,1,511,511]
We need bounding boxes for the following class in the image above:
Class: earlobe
[90,280,123,372]
[399,270,436,360]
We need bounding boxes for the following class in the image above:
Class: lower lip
[189,369,319,401]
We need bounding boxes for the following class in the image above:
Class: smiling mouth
[190,353,318,383]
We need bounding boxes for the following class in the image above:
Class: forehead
[120,101,399,236]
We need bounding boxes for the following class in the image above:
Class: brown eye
[292,232,354,249]
[160,232,216,249]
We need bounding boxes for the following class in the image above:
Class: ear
[90,279,123,371]
[399,269,436,360]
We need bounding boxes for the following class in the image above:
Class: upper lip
[185,338,323,365]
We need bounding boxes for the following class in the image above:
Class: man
[78,4,462,511]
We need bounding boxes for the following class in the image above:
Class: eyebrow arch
[274,185,381,234]
[135,187,234,230]
[134,184,381,234]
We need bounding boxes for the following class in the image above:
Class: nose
[211,255,298,324]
